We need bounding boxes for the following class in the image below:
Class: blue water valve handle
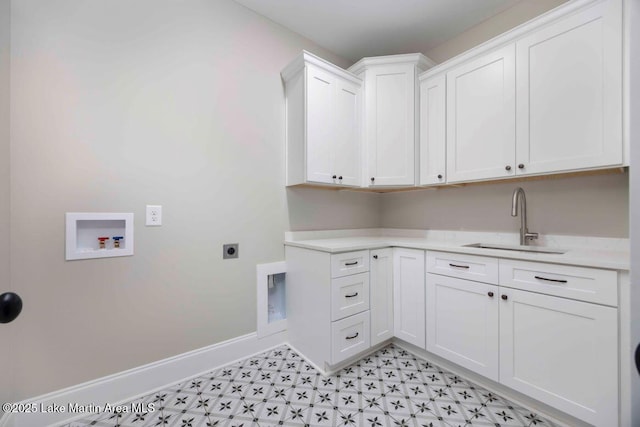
[112,236,123,248]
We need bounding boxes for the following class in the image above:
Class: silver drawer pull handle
[346,332,359,340]
[449,263,470,269]
[534,275,568,284]
[345,261,358,266]
[345,292,359,298]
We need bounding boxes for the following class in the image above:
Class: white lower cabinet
[426,273,499,380]
[331,311,371,363]
[425,251,619,427]
[288,244,620,425]
[370,248,394,346]
[393,248,425,348]
[285,246,371,372]
[499,287,618,426]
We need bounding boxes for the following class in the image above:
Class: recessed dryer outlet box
[65,213,134,260]
[223,243,239,259]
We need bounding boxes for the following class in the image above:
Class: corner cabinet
[393,248,425,348]
[370,248,394,345]
[282,51,362,187]
[349,54,435,187]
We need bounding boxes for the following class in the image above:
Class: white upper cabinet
[446,45,516,183]
[349,54,435,187]
[515,0,622,175]
[282,51,362,187]
[419,0,624,185]
[419,74,446,185]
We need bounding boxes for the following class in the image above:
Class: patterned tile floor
[62,344,559,427]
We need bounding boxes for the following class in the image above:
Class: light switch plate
[146,205,162,226]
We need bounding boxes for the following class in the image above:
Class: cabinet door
[419,74,446,185]
[515,0,622,175]
[332,78,361,186]
[426,274,499,380]
[446,45,516,183]
[500,288,618,426]
[331,311,371,365]
[370,249,393,346]
[393,248,425,348]
[366,64,416,186]
[305,65,336,184]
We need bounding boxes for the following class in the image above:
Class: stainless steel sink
[463,243,566,254]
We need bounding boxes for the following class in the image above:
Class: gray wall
[8,0,375,400]
[425,0,568,63]
[0,0,12,410]
[380,173,629,237]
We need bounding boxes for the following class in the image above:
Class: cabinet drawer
[331,250,369,278]
[499,260,617,306]
[426,251,499,284]
[331,273,370,321]
[331,311,370,364]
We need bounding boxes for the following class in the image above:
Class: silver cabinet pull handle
[345,292,358,298]
[346,332,359,340]
[534,275,568,284]
[449,263,470,269]
[345,261,358,266]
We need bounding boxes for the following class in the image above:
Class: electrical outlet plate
[223,243,239,259]
[146,205,162,226]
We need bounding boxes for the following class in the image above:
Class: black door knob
[373,255,378,259]
[370,177,375,182]
[518,164,525,169]
[0,292,23,324]
[338,176,343,180]
[437,174,443,179]
[505,165,512,171]
[488,291,494,297]
[501,294,508,301]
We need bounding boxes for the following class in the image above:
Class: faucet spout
[511,187,538,245]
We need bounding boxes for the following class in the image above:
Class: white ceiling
[233,0,522,63]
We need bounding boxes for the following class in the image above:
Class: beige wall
[426,0,568,63]
[287,187,380,231]
[0,0,13,410]
[381,173,629,237]
[8,0,374,400]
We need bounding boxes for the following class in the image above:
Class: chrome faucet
[511,187,538,245]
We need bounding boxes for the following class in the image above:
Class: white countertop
[284,229,630,271]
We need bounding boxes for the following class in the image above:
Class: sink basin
[463,243,566,254]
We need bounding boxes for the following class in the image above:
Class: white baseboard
[0,331,287,427]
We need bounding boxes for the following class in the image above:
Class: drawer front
[426,251,499,284]
[499,260,617,306]
[331,311,371,364]
[331,250,370,278]
[331,273,370,321]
